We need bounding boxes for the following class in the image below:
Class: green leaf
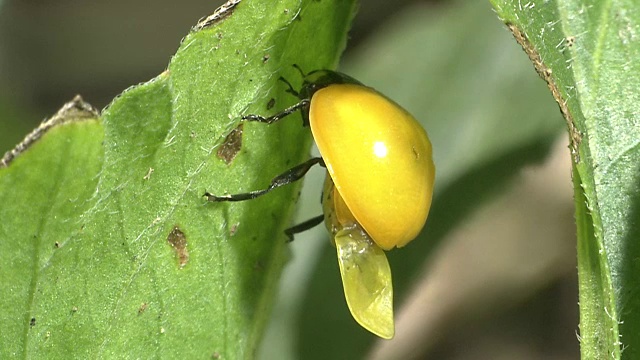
[491,0,640,359]
[0,99,103,357]
[0,0,356,358]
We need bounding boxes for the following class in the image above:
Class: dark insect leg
[291,64,307,78]
[204,157,324,202]
[242,99,309,124]
[284,214,324,242]
[279,64,308,97]
[279,76,300,97]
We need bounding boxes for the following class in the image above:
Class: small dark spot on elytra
[30,317,36,327]
[267,98,276,110]
[167,226,189,268]
[216,124,243,165]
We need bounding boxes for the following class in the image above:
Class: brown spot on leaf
[216,124,243,165]
[565,36,575,48]
[229,223,239,236]
[138,302,148,314]
[167,226,189,268]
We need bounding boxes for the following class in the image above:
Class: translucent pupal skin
[322,175,394,339]
[310,83,435,250]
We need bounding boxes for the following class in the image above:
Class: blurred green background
[0,0,579,359]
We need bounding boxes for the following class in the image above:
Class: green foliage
[491,0,640,359]
[0,1,356,358]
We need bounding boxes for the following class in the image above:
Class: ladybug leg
[278,76,300,97]
[277,64,307,97]
[284,214,324,242]
[204,157,325,202]
[242,99,309,125]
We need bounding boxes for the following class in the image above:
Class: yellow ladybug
[205,69,435,339]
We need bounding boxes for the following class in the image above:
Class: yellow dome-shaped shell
[310,83,434,250]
